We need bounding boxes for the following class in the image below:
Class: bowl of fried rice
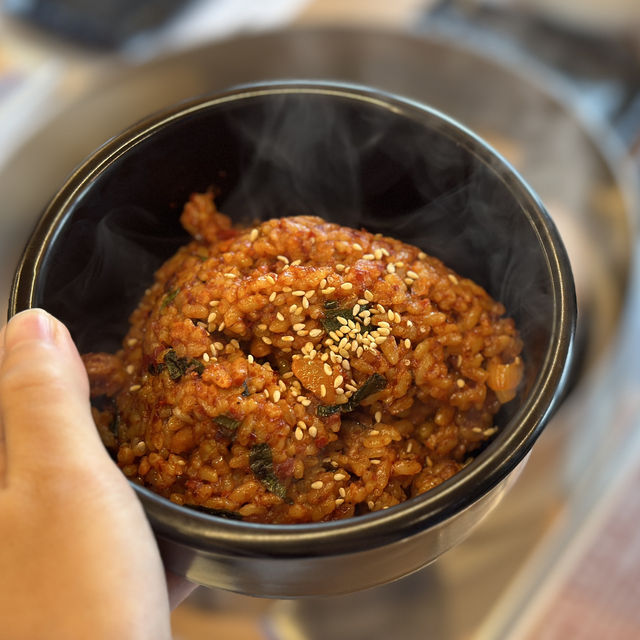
[10,81,575,596]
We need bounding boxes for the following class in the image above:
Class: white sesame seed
[301,398,311,407]
[322,287,336,295]
[448,274,459,284]
[311,481,324,490]
[262,336,272,345]
[418,251,427,259]
[258,324,267,331]
[295,428,303,441]
[407,442,413,453]
[404,338,411,349]
[374,249,383,260]
[334,375,344,388]
[281,335,295,342]
[320,384,327,397]
[309,426,318,438]
[309,328,323,338]
[339,487,346,497]
[269,292,277,302]
[369,430,379,436]
[320,278,327,288]
[334,473,346,481]
[207,312,217,323]
[386,263,396,274]
[407,270,419,280]
[352,304,360,316]
[203,353,210,363]
[209,300,219,306]
[266,275,276,285]
[282,371,294,379]
[290,259,302,266]
[374,411,382,423]
[337,316,348,326]
[336,264,345,272]
[342,360,351,371]
[283,286,292,293]
[276,312,285,321]
[387,309,395,321]
[249,228,259,241]
[322,363,332,376]
[214,341,224,350]
[370,459,381,465]
[363,253,374,260]
[407,320,414,327]
[293,290,305,296]
[125,364,135,375]
[335,498,345,506]
[457,379,465,388]
[277,255,289,264]
[129,384,141,392]
[340,282,353,290]
[302,297,310,309]
[305,290,315,299]
[218,322,226,331]
[273,389,281,402]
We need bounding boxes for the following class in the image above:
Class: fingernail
[5,309,56,348]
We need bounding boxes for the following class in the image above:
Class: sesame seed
[271,389,280,403]
[218,322,226,331]
[396,262,404,268]
[210,344,217,355]
[404,278,414,286]
[281,336,294,342]
[249,228,259,241]
[374,249,383,260]
[404,338,411,349]
[386,263,396,274]
[336,264,345,272]
[276,312,285,321]
[214,341,224,350]
[381,248,390,257]
[407,270,419,280]
[426,456,433,467]
[363,317,371,326]
[302,297,310,309]
[309,426,318,438]
[257,324,267,331]
[311,481,324,490]
[363,253,375,260]
[352,304,360,316]
[448,274,459,285]
[320,278,327,288]
[127,338,138,346]
[266,275,276,285]
[407,442,413,453]
[329,331,341,341]
[342,360,351,371]
[209,300,219,306]
[207,312,217,323]
[297,420,307,430]
[305,290,315,299]
[283,286,292,293]
[301,398,311,407]
[282,371,294,379]
[277,255,289,264]
[295,428,303,441]
[262,336,272,345]
[339,348,350,359]
[387,310,395,321]
[418,251,427,260]
[293,290,305,296]
[370,459,381,465]
[356,346,364,358]
[339,487,347,498]
[335,498,345,506]
[290,259,302,266]
[340,282,353,290]
[309,328,323,338]
[202,353,210,363]
[129,384,141,392]
[125,364,135,375]
[353,242,363,251]
[224,273,235,279]
[320,384,327,397]
[457,379,465,388]
[269,292,277,302]
[322,286,336,295]
[483,427,498,437]
[336,316,347,326]
[377,321,390,329]
[323,363,332,375]
[331,461,339,468]
[292,323,304,332]
[374,411,382,423]
[334,375,344,388]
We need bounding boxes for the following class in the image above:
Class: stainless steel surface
[0,26,637,636]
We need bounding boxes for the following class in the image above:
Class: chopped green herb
[160,287,180,309]
[184,504,243,520]
[148,362,165,375]
[163,349,205,380]
[249,443,289,501]
[240,381,250,397]
[317,373,387,417]
[213,414,241,435]
[109,411,120,436]
[321,301,370,334]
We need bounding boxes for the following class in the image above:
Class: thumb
[0,309,104,482]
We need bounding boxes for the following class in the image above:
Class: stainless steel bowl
[9,81,575,597]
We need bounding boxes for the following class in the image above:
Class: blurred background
[2,1,640,638]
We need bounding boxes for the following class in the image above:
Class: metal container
[9,81,575,597]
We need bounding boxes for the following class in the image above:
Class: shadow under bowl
[9,81,575,597]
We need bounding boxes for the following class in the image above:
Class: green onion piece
[249,443,289,501]
[160,287,180,309]
[317,373,387,417]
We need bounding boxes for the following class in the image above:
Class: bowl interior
[13,85,571,533]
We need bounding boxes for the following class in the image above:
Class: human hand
[0,309,186,639]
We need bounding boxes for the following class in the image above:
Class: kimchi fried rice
[83,191,524,524]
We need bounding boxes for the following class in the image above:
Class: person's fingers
[0,309,104,481]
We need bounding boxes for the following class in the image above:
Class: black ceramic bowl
[9,81,575,597]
